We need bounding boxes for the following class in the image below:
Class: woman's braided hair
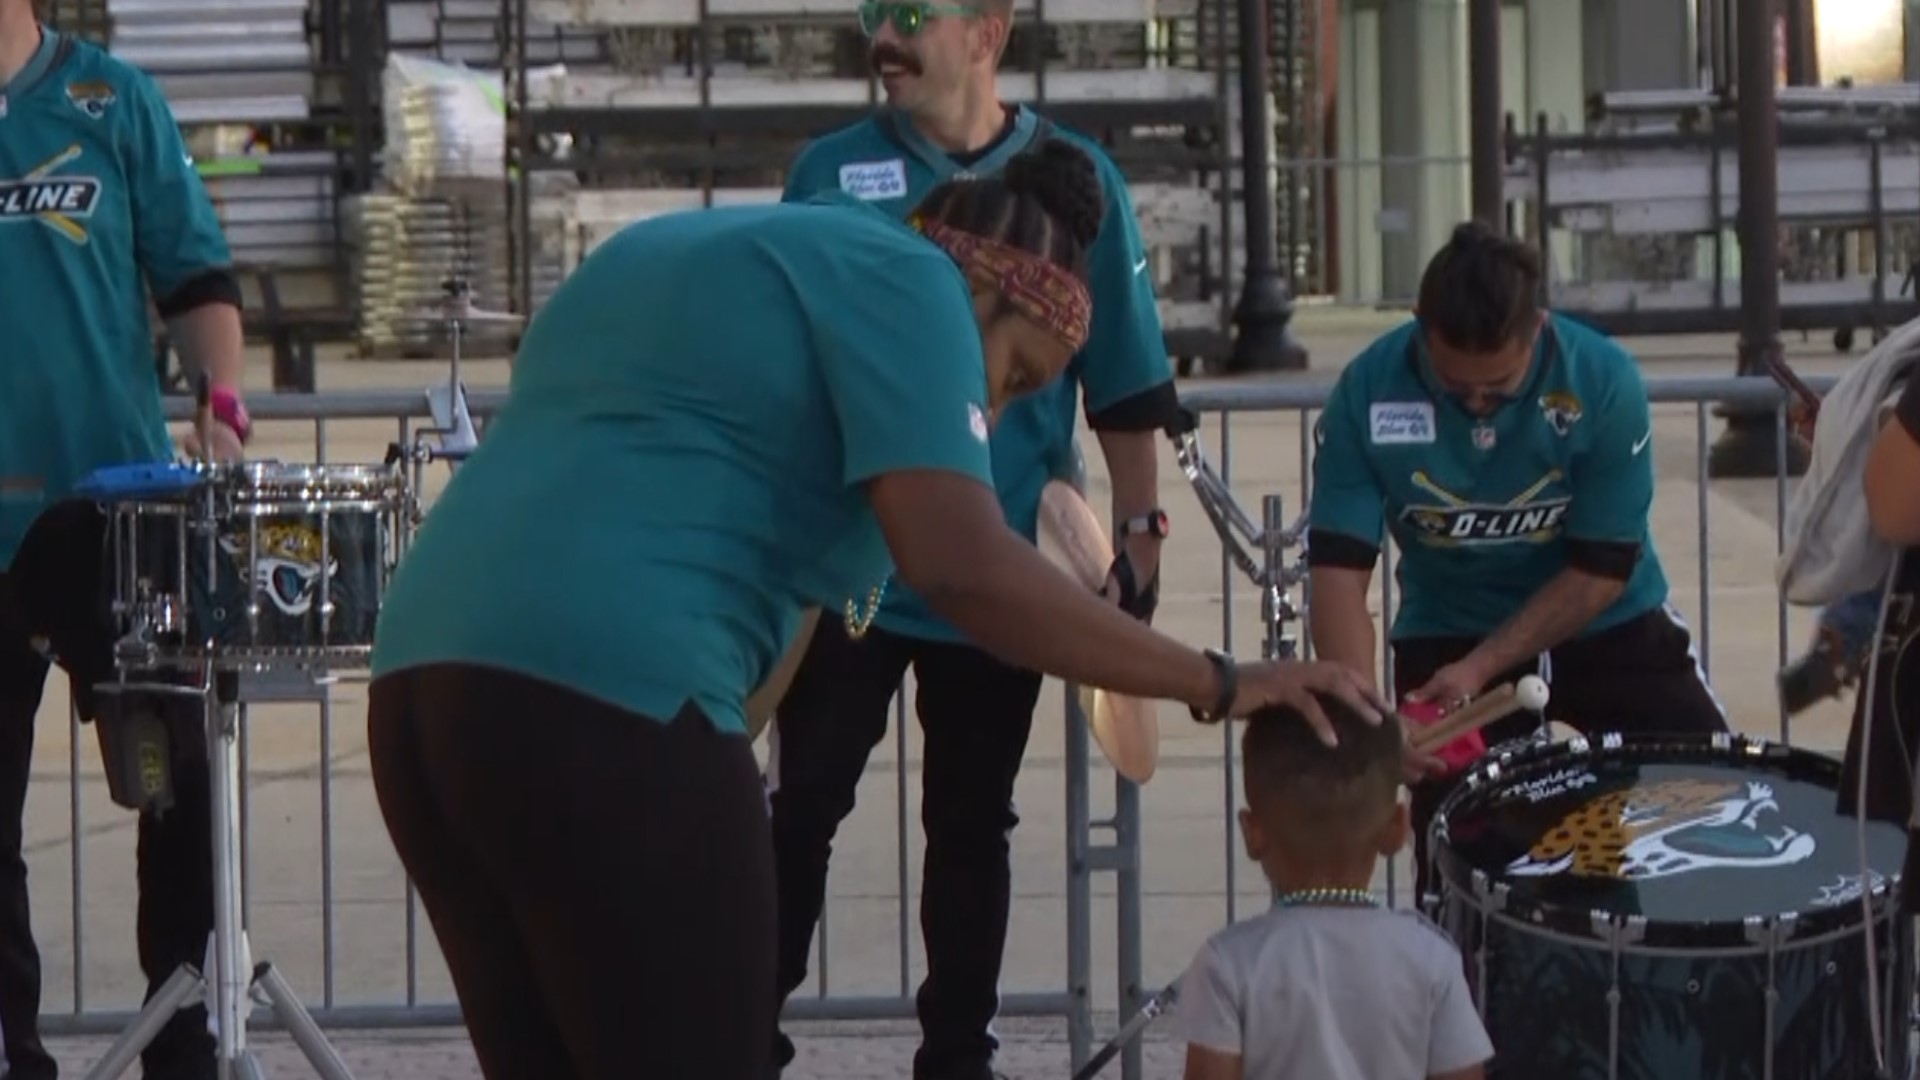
[912,137,1106,281]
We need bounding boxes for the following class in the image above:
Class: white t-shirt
[1173,905,1493,1080]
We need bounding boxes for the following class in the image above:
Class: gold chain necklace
[843,578,889,639]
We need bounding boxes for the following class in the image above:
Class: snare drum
[1430,732,1913,1080]
[86,460,411,670]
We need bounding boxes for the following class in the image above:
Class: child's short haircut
[1242,693,1403,861]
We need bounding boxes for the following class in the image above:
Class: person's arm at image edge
[129,73,245,397]
[1306,387,1387,690]
[1451,368,1650,681]
[1865,364,1920,546]
[1079,152,1183,589]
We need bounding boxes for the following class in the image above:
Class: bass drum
[1429,732,1913,1080]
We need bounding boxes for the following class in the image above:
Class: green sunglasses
[857,1,976,37]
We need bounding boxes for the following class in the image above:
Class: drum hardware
[74,460,413,1080]
[1428,732,1913,1080]
[1164,407,1308,660]
[85,665,357,1080]
[385,276,504,499]
[1068,983,1178,1080]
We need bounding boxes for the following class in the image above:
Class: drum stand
[85,667,356,1080]
[1165,409,1310,659]
[389,277,497,491]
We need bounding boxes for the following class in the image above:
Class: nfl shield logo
[1472,425,1496,450]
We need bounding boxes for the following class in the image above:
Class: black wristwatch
[1190,648,1237,724]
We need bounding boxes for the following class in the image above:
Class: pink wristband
[209,385,252,444]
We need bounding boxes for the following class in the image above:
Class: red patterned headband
[914,218,1092,353]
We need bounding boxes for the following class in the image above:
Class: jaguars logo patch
[218,523,338,618]
[1539,390,1584,436]
[66,82,115,119]
[1506,778,1817,882]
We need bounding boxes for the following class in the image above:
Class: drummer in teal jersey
[365,140,1386,1080]
[1305,221,1728,902]
[0,3,249,1076]
[767,5,1183,1078]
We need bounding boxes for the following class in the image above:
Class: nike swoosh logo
[1632,430,1653,455]
[1133,256,1148,275]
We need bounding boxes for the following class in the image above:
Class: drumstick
[1410,676,1550,751]
[192,373,212,465]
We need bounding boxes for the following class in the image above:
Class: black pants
[1398,604,1729,904]
[770,619,1043,1080]
[368,663,775,1080]
[0,502,216,1080]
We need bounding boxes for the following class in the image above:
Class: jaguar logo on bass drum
[1507,778,1818,882]
[217,523,338,618]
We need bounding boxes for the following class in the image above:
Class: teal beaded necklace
[1272,887,1379,909]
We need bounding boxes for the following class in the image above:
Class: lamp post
[1709,0,1808,477]
[1228,0,1307,373]
[1467,0,1503,228]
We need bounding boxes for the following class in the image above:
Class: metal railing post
[1064,687,1095,1072]
[1114,776,1145,1080]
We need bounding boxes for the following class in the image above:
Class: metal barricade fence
[31,375,1825,1080]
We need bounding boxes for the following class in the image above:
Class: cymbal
[1036,479,1160,784]
[402,301,527,327]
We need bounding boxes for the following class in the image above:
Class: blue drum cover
[72,462,206,500]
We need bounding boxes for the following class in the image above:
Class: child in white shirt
[1173,695,1493,1080]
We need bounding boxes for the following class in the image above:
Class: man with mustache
[765,4,1181,1078]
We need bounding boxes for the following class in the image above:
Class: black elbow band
[1565,539,1641,581]
[1305,529,1379,570]
[155,270,242,319]
[1088,381,1182,432]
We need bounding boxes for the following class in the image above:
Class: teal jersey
[0,29,232,565]
[1309,314,1669,641]
[369,195,998,737]
[781,106,1173,643]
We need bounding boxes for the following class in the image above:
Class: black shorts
[1396,604,1729,901]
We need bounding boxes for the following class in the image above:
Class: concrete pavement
[25,307,1875,1077]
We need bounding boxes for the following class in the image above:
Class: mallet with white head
[1410,676,1553,752]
